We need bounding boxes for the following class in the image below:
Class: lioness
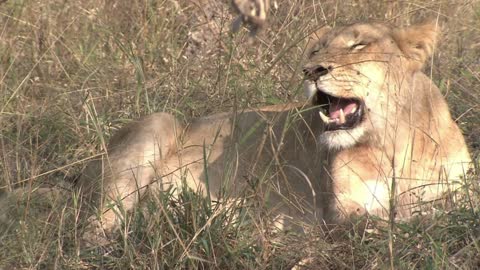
[78,21,471,234]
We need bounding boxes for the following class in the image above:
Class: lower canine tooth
[319,111,330,124]
[339,109,346,124]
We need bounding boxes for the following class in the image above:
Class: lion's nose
[303,65,331,80]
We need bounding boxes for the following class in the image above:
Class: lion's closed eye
[350,42,367,51]
[310,49,320,57]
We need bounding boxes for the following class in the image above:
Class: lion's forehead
[317,23,392,49]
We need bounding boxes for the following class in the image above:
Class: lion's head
[303,22,439,150]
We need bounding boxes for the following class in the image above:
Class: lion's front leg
[325,147,393,224]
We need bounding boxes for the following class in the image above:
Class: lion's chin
[319,126,366,150]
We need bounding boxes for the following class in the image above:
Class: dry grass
[1,0,479,269]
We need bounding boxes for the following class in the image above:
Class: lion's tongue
[329,100,357,119]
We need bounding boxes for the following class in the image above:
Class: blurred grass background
[0,0,479,269]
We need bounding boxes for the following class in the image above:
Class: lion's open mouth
[313,89,364,131]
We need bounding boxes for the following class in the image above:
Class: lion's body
[2,22,471,236]
[80,104,327,230]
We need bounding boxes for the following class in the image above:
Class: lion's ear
[305,26,331,56]
[393,21,439,71]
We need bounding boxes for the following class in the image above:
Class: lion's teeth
[304,81,317,99]
[319,111,330,124]
[350,106,357,114]
[339,109,346,124]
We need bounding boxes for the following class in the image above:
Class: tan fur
[5,22,470,238]
[79,105,326,234]
[393,21,440,70]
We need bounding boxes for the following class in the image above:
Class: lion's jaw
[305,63,393,150]
[304,82,362,150]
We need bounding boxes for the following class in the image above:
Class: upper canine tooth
[339,109,346,124]
[319,111,330,124]
[350,105,357,114]
[304,81,317,99]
